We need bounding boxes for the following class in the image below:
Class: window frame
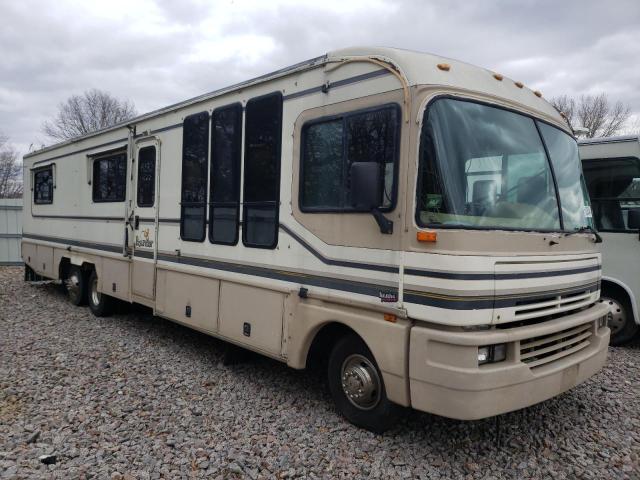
[33,165,54,205]
[180,110,210,243]
[136,145,156,208]
[414,94,581,234]
[242,91,283,250]
[209,102,243,246]
[582,156,640,233]
[298,103,402,214]
[91,149,127,203]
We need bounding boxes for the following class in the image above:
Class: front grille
[519,322,592,368]
[513,288,594,321]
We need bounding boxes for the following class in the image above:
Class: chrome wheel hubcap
[67,272,81,301]
[91,277,101,306]
[341,354,381,410]
[601,297,626,335]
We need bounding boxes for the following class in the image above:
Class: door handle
[134,215,140,230]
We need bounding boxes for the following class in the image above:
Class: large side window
[583,157,640,231]
[137,146,156,208]
[92,151,127,202]
[33,166,54,204]
[210,104,242,245]
[180,111,209,242]
[243,92,282,249]
[300,105,400,212]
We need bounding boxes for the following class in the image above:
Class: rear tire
[601,292,638,346]
[87,270,113,317]
[327,334,402,433]
[66,265,86,306]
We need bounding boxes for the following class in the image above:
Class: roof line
[25,53,328,159]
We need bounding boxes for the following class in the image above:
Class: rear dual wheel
[87,270,113,317]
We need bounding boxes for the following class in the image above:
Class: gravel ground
[0,266,639,479]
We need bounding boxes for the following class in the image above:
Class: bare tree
[550,93,631,138]
[42,89,137,141]
[0,134,23,198]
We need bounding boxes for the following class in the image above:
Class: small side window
[93,152,127,202]
[137,146,156,208]
[34,166,54,204]
[210,103,242,245]
[180,111,210,242]
[243,92,283,249]
[300,104,400,212]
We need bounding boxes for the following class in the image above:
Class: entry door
[131,139,159,299]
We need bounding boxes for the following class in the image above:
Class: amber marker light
[515,81,524,88]
[437,63,450,71]
[493,73,504,81]
[534,90,542,97]
[383,313,397,323]
[417,231,437,242]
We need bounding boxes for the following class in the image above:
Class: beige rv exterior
[22,47,610,430]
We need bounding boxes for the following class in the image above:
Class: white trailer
[22,47,609,431]
[580,135,640,344]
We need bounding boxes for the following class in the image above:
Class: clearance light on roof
[534,90,543,97]
[437,63,450,71]
[493,73,504,81]
[515,81,524,88]
[417,231,437,243]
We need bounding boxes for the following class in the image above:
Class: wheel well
[58,257,71,281]
[305,322,359,370]
[59,258,95,280]
[601,280,631,305]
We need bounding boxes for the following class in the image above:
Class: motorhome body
[22,47,609,431]
[580,135,640,345]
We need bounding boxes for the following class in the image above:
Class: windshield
[416,98,593,232]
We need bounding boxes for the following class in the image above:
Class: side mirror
[349,162,393,234]
[350,162,382,210]
[628,208,640,230]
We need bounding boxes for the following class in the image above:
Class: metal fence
[0,198,23,266]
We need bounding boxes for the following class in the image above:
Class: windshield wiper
[564,226,602,243]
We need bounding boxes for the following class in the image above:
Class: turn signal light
[383,313,397,323]
[417,231,437,243]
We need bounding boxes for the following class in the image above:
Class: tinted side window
[210,104,242,245]
[300,105,399,211]
[34,167,53,204]
[137,146,156,207]
[93,152,127,202]
[243,92,282,248]
[180,111,209,242]
[583,157,640,231]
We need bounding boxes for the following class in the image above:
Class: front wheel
[87,270,113,317]
[601,294,638,346]
[327,334,402,433]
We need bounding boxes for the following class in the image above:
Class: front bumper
[409,302,610,420]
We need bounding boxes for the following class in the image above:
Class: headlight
[478,344,507,365]
[598,315,608,329]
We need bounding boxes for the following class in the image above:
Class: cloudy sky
[1,0,639,157]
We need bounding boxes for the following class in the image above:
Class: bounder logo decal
[135,228,154,248]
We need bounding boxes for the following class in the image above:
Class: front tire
[87,270,113,317]
[66,266,86,306]
[601,293,638,346]
[327,334,401,433]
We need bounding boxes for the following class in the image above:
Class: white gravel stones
[1,266,639,479]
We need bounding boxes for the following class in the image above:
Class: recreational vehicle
[580,135,640,345]
[22,47,610,432]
